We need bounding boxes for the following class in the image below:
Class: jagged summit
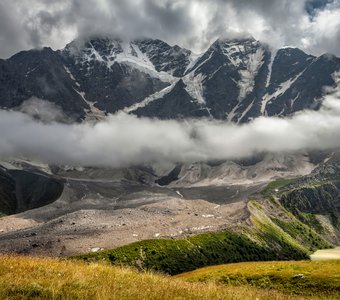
[63,36,192,77]
[0,35,339,122]
[212,36,256,46]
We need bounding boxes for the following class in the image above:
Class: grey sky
[0,0,339,58]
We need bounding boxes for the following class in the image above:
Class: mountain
[0,36,339,122]
[0,36,340,259]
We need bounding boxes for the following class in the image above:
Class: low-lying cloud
[16,97,73,124]
[0,95,340,168]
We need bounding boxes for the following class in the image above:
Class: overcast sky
[0,0,340,58]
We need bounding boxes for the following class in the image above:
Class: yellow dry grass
[176,260,340,299]
[0,255,322,300]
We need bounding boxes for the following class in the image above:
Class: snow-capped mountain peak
[0,35,339,123]
[64,37,154,71]
[63,37,194,78]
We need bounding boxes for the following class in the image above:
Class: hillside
[0,255,339,299]
[76,194,332,275]
[176,260,340,298]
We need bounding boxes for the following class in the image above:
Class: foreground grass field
[177,260,340,298]
[0,256,339,299]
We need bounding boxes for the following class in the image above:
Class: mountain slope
[0,36,339,122]
[4,255,338,300]
[0,166,64,215]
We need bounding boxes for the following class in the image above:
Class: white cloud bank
[0,95,340,168]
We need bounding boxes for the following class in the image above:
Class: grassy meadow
[0,255,339,299]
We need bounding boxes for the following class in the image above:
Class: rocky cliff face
[280,182,340,215]
[275,151,340,244]
[0,36,339,122]
[0,166,64,215]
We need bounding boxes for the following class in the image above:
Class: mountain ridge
[0,36,339,123]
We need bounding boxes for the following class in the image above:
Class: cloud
[15,97,73,124]
[0,0,340,58]
[0,89,340,168]
[0,1,31,58]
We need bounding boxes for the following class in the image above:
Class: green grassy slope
[77,187,332,275]
[76,230,309,275]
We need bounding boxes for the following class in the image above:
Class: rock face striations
[0,36,339,122]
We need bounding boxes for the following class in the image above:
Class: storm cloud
[0,0,340,58]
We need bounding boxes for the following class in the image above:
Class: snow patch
[88,41,104,62]
[68,39,176,83]
[115,42,156,72]
[226,103,240,123]
[63,66,76,81]
[238,48,264,101]
[323,152,334,163]
[25,67,37,77]
[176,190,184,198]
[184,52,201,74]
[183,73,206,104]
[90,247,103,253]
[202,214,214,218]
[261,69,306,115]
[290,92,301,109]
[63,65,81,87]
[265,49,277,88]
[221,42,245,66]
[187,51,214,74]
[74,89,107,122]
[123,80,178,113]
[238,100,255,123]
[191,225,213,231]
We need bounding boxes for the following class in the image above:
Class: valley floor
[0,152,325,257]
[1,256,339,300]
[0,196,249,256]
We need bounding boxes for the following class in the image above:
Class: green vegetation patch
[76,230,309,275]
[299,212,325,233]
[261,178,297,196]
[271,218,331,251]
[247,198,334,262]
[250,215,309,260]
